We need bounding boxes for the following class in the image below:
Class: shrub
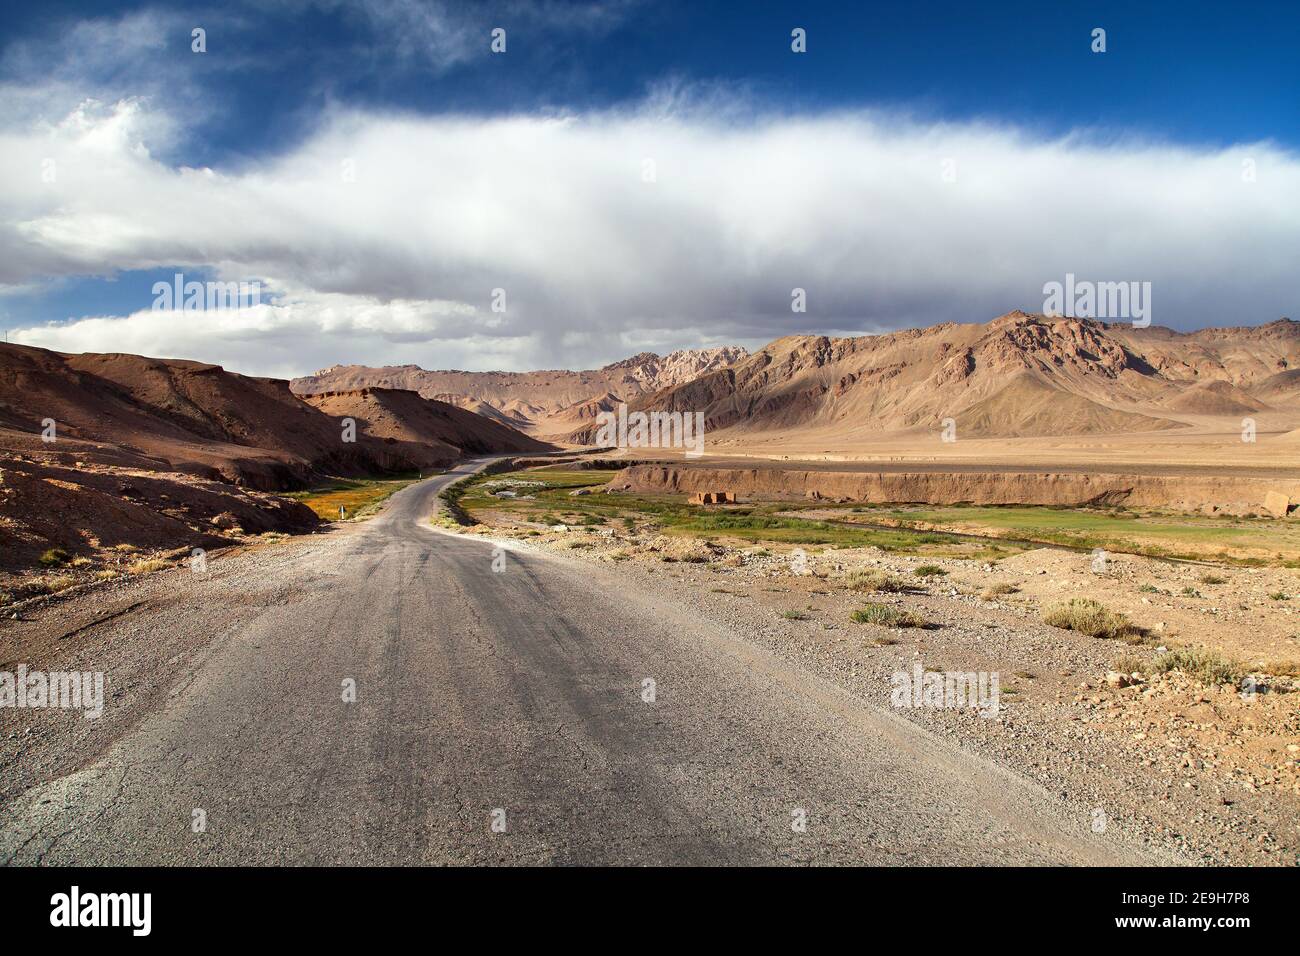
[979,583,1019,601]
[128,558,171,575]
[1179,586,1201,598]
[842,569,908,593]
[94,569,121,582]
[781,610,810,620]
[1197,573,1227,585]
[38,547,71,567]
[913,564,947,578]
[1151,648,1242,685]
[850,603,931,628]
[1042,598,1140,640]
[1268,591,1290,601]
[37,574,76,594]
[1137,584,1160,593]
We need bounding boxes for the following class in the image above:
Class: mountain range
[291,347,749,439]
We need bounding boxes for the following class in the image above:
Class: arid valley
[1,310,1297,867]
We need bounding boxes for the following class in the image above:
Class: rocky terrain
[291,347,749,438]
[0,343,548,580]
[571,312,1300,447]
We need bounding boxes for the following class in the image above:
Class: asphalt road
[0,460,1143,865]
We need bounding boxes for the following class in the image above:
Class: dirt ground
[456,503,1300,866]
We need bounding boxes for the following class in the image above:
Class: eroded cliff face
[608,464,1300,515]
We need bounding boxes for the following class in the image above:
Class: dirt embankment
[610,464,1300,514]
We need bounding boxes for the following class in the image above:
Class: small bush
[128,558,171,575]
[1152,648,1241,685]
[850,603,930,628]
[111,543,139,553]
[1042,598,1140,640]
[1179,586,1201,598]
[979,583,1019,601]
[38,547,71,567]
[1197,573,1227,585]
[0,591,12,606]
[94,569,121,582]
[781,610,810,620]
[913,564,947,578]
[1268,591,1290,601]
[1137,584,1160,593]
[842,569,908,593]
[37,574,76,594]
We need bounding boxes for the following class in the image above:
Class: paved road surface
[0,460,1145,865]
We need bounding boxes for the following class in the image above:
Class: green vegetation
[913,564,946,578]
[1043,598,1141,641]
[780,609,810,620]
[850,603,931,628]
[1151,648,1242,685]
[455,467,1018,558]
[1268,591,1291,601]
[38,547,71,567]
[287,473,423,520]
[852,504,1300,567]
[1198,573,1227,585]
[841,569,910,593]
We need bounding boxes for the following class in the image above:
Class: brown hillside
[291,347,749,438]
[571,313,1300,445]
[300,388,553,464]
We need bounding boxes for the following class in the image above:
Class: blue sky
[1,0,1297,375]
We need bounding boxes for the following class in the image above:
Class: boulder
[1263,490,1292,518]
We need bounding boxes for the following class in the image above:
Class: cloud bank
[4,95,1298,376]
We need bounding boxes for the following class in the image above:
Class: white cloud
[4,94,1299,376]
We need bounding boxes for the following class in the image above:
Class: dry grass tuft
[979,582,1020,601]
[1151,648,1242,685]
[128,558,172,575]
[841,569,908,593]
[850,603,931,628]
[1043,598,1140,640]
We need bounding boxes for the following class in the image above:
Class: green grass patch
[38,547,71,568]
[863,504,1300,566]
[456,468,1015,557]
